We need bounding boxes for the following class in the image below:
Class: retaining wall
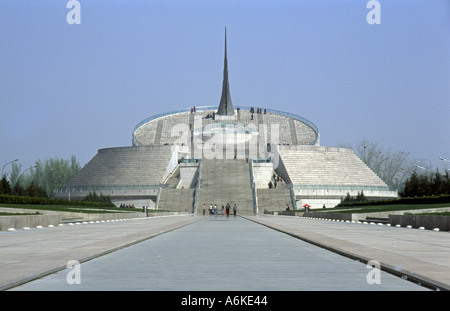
[389,215,450,231]
[304,212,450,231]
[0,215,62,231]
[304,212,352,222]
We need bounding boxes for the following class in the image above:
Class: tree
[3,155,81,198]
[83,191,112,204]
[432,169,444,196]
[339,191,368,205]
[402,171,420,197]
[26,181,48,198]
[32,156,81,197]
[12,181,27,196]
[339,139,419,191]
[444,171,450,195]
[356,191,367,202]
[401,169,450,197]
[0,175,12,195]
[9,162,23,189]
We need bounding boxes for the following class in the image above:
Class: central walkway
[12,216,426,291]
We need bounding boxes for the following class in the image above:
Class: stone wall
[389,215,450,231]
[0,215,62,231]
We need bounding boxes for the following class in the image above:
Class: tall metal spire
[217,27,235,116]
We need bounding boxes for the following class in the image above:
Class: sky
[1,0,449,176]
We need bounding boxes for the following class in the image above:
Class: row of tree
[340,191,367,205]
[0,155,81,198]
[400,170,450,197]
[341,139,449,196]
[0,177,48,198]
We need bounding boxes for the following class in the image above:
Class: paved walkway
[3,215,445,291]
[244,215,450,290]
[0,215,201,290]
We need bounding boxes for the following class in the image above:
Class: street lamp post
[2,158,19,177]
[413,164,426,170]
[439,157,450,163]
[439,157,450,172]
[20,165,37,176]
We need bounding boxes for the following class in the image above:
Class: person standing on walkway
[214,204,218,217]
[203,204,206,216]
[226,203,230,218]
[233,204,237,217]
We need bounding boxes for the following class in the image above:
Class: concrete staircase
[196,159,255,215]
[157,188,195,212]
[163,166,180,188]
[257,185,293,213]
[156,165,195,212]
[278,146,388,187]
[65,146,175,188]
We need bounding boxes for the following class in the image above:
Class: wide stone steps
[278,147,387,187]
[157,188,195,212]
[196,159,255,215]
[66,146,174,187]
[257,187,293,213]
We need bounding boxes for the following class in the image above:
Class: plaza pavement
[1,214,448,291]
[244,215,450,290]
[0,214,202,290]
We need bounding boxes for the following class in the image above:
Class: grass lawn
[0,203,140,214]
[311,203,450,214]
[0,211,42,216]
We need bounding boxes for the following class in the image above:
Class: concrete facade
[56,33,397,213]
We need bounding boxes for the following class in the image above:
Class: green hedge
[335,195,450,208]
[0,194,114,208]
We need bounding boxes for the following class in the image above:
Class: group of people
[249,107,266,114]
[204,112,215,119]
[203,203,237,217]
[268,174,283,188]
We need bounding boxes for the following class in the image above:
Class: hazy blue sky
[1,0,449,175]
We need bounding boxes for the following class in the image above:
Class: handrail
[132,105,320,146]
[55,184,161,192]
[289,184,298,210]
[249,159,258,215]
[192,159,202,214]
[292,184,396,192]
[155,184,163,210]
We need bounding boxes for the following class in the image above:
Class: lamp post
[439,157,449,163]
[439,157,450,172]
[2,158,19,177]
[413,164,426,170]
[21,165,37,175]
[20,165,37,185]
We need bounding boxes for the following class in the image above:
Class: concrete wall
[55,187,159,201]
[252,162,273,189]
[303,212,450,231]
[0,215,62,231]
[179,163,199,188]
[304,212,352,222]
[389,215,450,231]
[296,198,342,210]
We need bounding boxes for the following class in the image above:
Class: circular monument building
[56,31,397,214]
